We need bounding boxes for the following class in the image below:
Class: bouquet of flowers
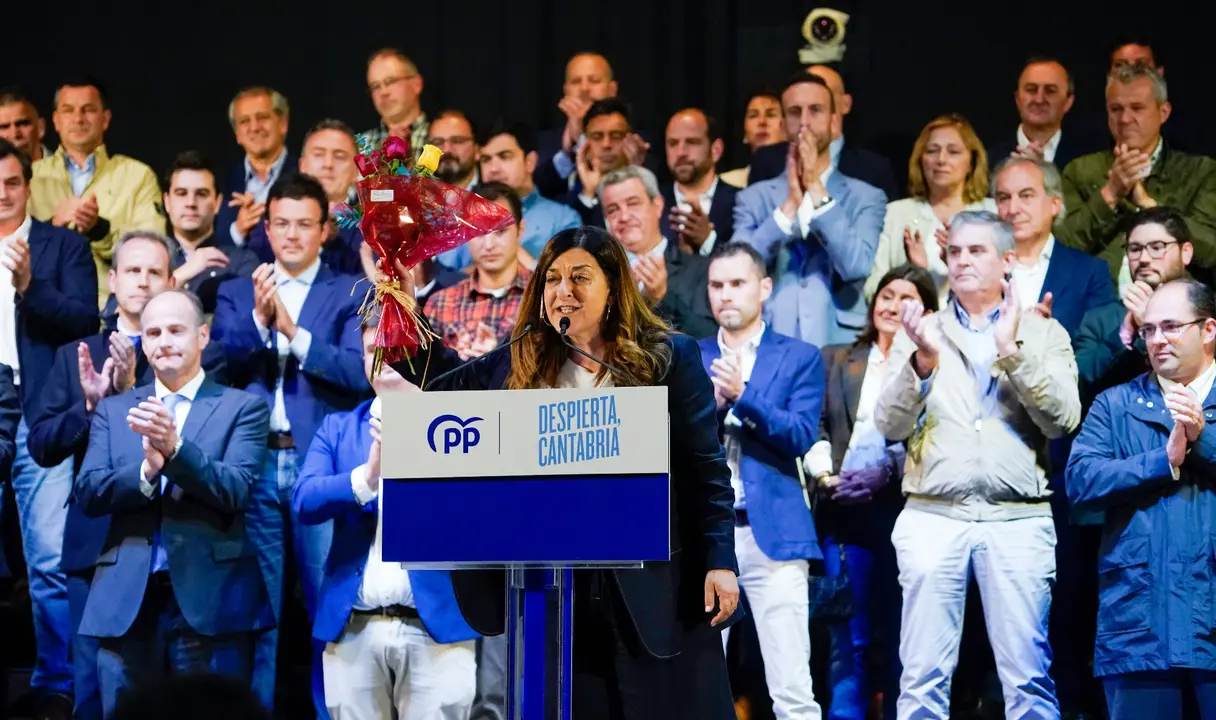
[333,134,515,376]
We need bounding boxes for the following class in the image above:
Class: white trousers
[722,525,822,720]
[892,508,1059,720]
[323,614,477,720]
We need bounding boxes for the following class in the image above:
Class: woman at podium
[391,225,741,719]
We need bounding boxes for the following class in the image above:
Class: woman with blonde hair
[863,114,996,302]
[390,225,740,720]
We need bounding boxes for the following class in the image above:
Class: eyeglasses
[367,75,418,94]
[269,219,322,233]
[426,136,472,149]
[1126,239,1179,259]
[1135,318,1205,341]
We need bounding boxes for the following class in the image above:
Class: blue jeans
[10,417,74,696]
[67,572,101,720]
[822,538,874,720]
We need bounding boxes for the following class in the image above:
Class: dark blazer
[17,219,99,416]
[816,342,905,538]
[391,332,738,658]
[659,181,739,249]
[1040,242,1116,338]
[245,223,365,279]
[292,399,479,645]
[697,330,823,562]
[656,240,716,340]
[534,127,662,201]
[0,364,23,468]
[74,379,274,638]
[986,130,1089,175]
[212,266,371,448]
[1073,301,1147,410]
[749,141,900,201]
[100,234,260,318]
[214,152,296,248]
[27,329,228,575]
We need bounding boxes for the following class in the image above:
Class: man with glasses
[1074,207,1195,405]
[427,110,480,269]
[362,48,428,158]
[1067,277,1216,719]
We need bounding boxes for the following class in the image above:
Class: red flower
[354,153,377,176]
[382,135,411,162]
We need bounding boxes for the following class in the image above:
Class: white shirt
[350,397,414,609]
[0,215,29,384]
[1016,125,1063,164]
[1158,360,1216,480]
[771,166,837,238]
[555,358,615,390]
[1011,235,1056,310]
[673,177,720,256]
[253,260,321,432]
[627,237,668,292]
[139,370,207,498]
[718,323,765,508]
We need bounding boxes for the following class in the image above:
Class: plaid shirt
[424,266,531,349]
[360,113,430,161]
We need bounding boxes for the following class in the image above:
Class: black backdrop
[6,0,1214,186]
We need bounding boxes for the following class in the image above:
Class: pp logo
[427,415,483,454]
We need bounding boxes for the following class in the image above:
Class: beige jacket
[874,307,1080,521]
[30,145,165,307]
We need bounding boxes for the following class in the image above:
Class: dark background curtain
[5,0,1214,190]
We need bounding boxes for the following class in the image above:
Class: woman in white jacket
[864,114,995,303]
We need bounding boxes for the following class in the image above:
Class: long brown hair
[504,226,672,389]
[907,113,989,204]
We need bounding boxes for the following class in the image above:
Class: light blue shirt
[228,148,289,245]
[66,152,96,197]
[950,297,1002,420]
[253,259,320,431]
[519,190,581,259]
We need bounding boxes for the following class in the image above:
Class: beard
[436,155,474,184]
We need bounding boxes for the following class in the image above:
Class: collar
[718,322,766,356]
[64,149,97,173]
[1,215,32,243]
[275,258,322,286]
[1149,137,1164,169]
[522,188,542,211]
[1158,360,1216,403]
[866,343,887,368]
[468,265,530,295]
[244,147,288,184]
[155,369,206,402]
[829,135,844,168]
[115,315,141,338]
[174,231,219,255]
[1016,125,1062,155]
[950,295,1001,331]
[626,237,668,266]
[674,176,719,205]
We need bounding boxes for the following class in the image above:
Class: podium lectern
[380,386,670,719]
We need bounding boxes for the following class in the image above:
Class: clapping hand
[2,237,31,294]
[1165,388,1204,469]
[78,342,114,413]
[1031,292,1054,320]
[109,332,138,394]
[901,300,938,378]
[127,397,178,458]
[709,350,744,407]
[903,228,929,269]
[632,255,668,303]
[994,279,1022,357]
[366,416,382,495]
[252,264,278,329]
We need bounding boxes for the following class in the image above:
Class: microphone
[422,322,533,391]
[558,316,625,376]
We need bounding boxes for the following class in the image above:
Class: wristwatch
[169,437,184,462]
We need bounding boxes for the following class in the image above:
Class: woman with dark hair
[803,264,939,720]
[390,225,740,720]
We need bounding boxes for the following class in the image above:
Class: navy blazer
[27,330,228,575]
[74,379,275,638]
[244,223,365,279]
[0,364,22,468]
[987,131,1090,176]
[1040,242,1117,338]
[697,330,823,562]
[391,330,738,658]
[749,141,900,201]
[659,181,739,249]
[293,399,479,644]
[17,219,99,416]
[214,152,297,249]
[533,127,662,201]
[212,266,371,449]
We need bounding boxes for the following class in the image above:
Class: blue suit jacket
[211,266,371,448]
[698,330,823,562]
[292,399,478,644]
[27,330,228,575]
[245,223,365,278]
[17,220,99,416]
[1067,373,1216,676]
[732,171,886,348]
[74,379,275,638]
[214,152,297,249]
[1039,242,1116,338]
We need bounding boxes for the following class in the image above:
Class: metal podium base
[506,567,574,720]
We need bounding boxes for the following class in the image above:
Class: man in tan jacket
[28,77,164,306]
[875,210,1080,720]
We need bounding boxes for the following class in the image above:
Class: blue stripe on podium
[381,473,671,564]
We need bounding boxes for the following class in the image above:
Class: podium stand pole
[506,568,576,719]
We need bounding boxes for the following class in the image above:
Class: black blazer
[533,127,663,201]
[658,181,739,249]
[749,142,899,201]
[391,331,738,658]
[214,151,297,247]
[986,129,1090,174]
[655,240,716,340]
[27,329,228,574]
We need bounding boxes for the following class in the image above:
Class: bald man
[749,64,897,200]
[987,57,1089,171]
[660,108,738,255]
[534,52,660,199]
